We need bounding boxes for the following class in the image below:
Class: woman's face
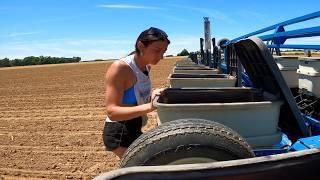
[142,41,168,65]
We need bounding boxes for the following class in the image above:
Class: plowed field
[0,56,182,179]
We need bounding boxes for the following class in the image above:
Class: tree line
[0,56,81,67]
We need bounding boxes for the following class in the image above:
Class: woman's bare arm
[105,61,154,121]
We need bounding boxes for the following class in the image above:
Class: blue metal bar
[230,11,320,43]
[267,44,320,50]
[259,26,320,40]
[241,72,254,87]
[224,48,230,74]
[289,135,320,151]
[303,115,320,136]
[254,149,288,157]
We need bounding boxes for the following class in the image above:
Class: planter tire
[120,119,254,167]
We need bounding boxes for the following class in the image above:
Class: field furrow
[0,57,180,179]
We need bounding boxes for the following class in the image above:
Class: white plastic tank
[173,68,219,74]
[154,88,283,149]
[273,56,299,88]
[297,57,320,97]
[169,74,236,88]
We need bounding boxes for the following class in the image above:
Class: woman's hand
[150,88,165,111]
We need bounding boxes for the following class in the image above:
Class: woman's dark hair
[133,27,170,54]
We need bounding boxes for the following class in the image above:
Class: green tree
[10,59,23,66]
[177,49,189,56]
[1,56,81,67]
[0,58,10,67]
[23,56,35,65]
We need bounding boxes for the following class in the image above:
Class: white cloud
[193,8,236,23]
[0,35,209,60]
[0,6,9,10]
[0,38,135,61]
[235,10,274,25]
[236,10,269,20]
[65,39,132,46]
[98,4,162,10]
[48,48,129,60]
[286,36,320,44]
[165,35,200,55]
[8,31,40,37]
[160,14,188,23]
[169,4,236,24]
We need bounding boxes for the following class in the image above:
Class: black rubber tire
[120,119,254,167]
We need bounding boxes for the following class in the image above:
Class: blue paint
[289,135,320,151]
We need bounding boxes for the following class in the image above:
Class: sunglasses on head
[146,27,168,39]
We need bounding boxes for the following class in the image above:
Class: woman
[103,27,170,158]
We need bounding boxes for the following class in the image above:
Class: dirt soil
[0,57,182,179]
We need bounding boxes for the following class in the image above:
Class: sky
[0,0,319,61]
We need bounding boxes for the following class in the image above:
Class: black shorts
[103,117,142,151]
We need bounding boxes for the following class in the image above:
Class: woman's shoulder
[111,59,126,68]
[106,59,136,88]
[107,59,134,77]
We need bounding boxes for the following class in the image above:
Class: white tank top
[105,55,151,122]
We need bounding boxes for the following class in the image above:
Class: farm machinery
[95,11,320,179]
